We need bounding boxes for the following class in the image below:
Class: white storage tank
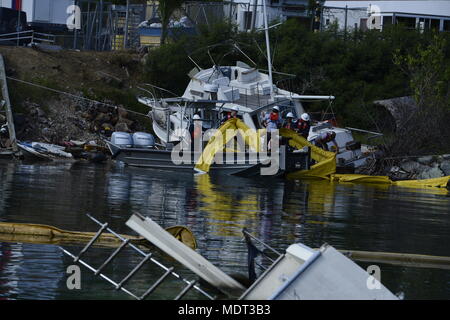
[111,132,133,148]
[132,132,155,148]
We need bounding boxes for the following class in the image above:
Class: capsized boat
[139,62,378,170]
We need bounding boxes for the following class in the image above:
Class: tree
[391,35,450,155]
[159,0,185,45]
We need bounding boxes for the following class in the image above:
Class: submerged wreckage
[60,212,398,300]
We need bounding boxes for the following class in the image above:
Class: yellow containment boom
[194,118,336,176]
[328,174,450,188]
[280,129,449,190]
[0,222,197,250]
[280,128,336,179]
[195,119,449,190]
[195,118,261,173]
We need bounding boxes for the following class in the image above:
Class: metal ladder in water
[59,214,214,300]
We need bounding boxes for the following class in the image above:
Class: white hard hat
[272,106,280,111]
[286,112,294,118]
[231,106,239,112]
[301,113,310,121]
[193,114,201,120]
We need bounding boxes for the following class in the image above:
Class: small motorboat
[17,141,73,161]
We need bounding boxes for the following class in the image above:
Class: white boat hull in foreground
[126,213,398,300]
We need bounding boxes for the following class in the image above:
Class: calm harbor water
[0,160,450,300]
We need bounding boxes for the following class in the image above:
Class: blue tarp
[138,27,196,38]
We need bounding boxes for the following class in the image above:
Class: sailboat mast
[262,0,274,97]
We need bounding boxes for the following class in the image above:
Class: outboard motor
[111,132,133,148]
[132,132,155,149]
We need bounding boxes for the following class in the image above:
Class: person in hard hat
[189,114,203,150]
[220,106,240,125]
[297,113,311,139]
[282,112,296,130]
[264,106,282,131]
[314,131,339,153]
[263,106,282,150]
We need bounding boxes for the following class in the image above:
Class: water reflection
[0,163,14,221]
[0,161,449,299]
[0,242,63,300]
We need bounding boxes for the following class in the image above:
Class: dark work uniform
[297,120,311,139]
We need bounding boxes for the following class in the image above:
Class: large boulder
[440,161,450,176]
[417,156,434,165]
[94,112,111,124]
[400,161,426,173]
[114,122,131,132]
[417,166,444,179]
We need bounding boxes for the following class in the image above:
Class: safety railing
[242,228,282,283]
[60,213,215,300]
[0,30,55,45]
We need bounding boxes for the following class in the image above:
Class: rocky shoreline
[8,94,147,148]
[389,155,450,180]
[358,154,450,181]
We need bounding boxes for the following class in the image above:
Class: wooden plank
[126,213,246,298]
[0,54,18,153]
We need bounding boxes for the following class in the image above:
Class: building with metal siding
[323,0,450,31]
[0,0,13,9]
[0,0,75,29]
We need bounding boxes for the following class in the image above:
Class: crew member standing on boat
[314,131,339,153]
[189,114,203,151]
[297,113,311,139]
[264,106,282,130]
[264,106,282,149]
[282,112,295,130]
